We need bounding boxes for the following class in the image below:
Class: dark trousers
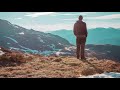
[76,37,86,59]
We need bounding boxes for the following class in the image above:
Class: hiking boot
[77,56,79,59]
[81,57,86,60]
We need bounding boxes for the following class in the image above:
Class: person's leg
[81,43,85,59]
[81,38,86,59]
[76,44,80,59]
[76,38,80,59]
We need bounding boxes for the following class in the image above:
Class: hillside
[49,28,120,45]
[0,19,71,55]
[53,44,120,61]
[0,47,120,78]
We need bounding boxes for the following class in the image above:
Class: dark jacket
[73,20,88,37]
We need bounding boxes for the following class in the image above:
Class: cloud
[86,14,120,20]
[86,21,120,29]
[14,18,22,20]
[79,12,97,15]
[20,23,74,32]
[18,21,120,32]
[15,12,120,32]
[62,18,77,21]
[56,12,96,16]
[62,13,120,21]
[25,12,56,17]
[57,13,86,16]
[41,13,81,17]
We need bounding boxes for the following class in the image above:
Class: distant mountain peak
[0,19,12,25]
[49,28,120,46]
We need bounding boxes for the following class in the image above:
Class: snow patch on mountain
[64,47,72,51]
[55,51,71,56]
[39,50,56,56]
[85,49,90,51]
[13,25,22,29]
[13,25,19,28]
[0,48,5,56]
[40,39,44,43]
[58,43,62,45]
[49,44,55,50]
[37,37,45,43]
[10,47,20,51]
[107,51,111,53]
[19,45,39,53]
[19,32,24,35]
[80,72,120,78]
[7,43,10,45]
[10,46,39,54]
[4,36,18,43]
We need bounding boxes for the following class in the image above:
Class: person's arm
[73,23,77,36]
[85,23,88,37]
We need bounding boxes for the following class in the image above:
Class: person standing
[73,15,88,59]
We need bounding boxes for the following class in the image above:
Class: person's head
[79,15,83,21]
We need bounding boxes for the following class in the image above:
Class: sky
[0,12,120,32]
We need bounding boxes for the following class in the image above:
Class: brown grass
[0,52,33,67]
[0,52,120,78]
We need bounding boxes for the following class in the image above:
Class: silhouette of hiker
[73,15,88,59]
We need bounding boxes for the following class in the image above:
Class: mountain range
[0,19,71,55]
[49,28,120,45]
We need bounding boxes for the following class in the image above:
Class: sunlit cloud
[25,12,56,17]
